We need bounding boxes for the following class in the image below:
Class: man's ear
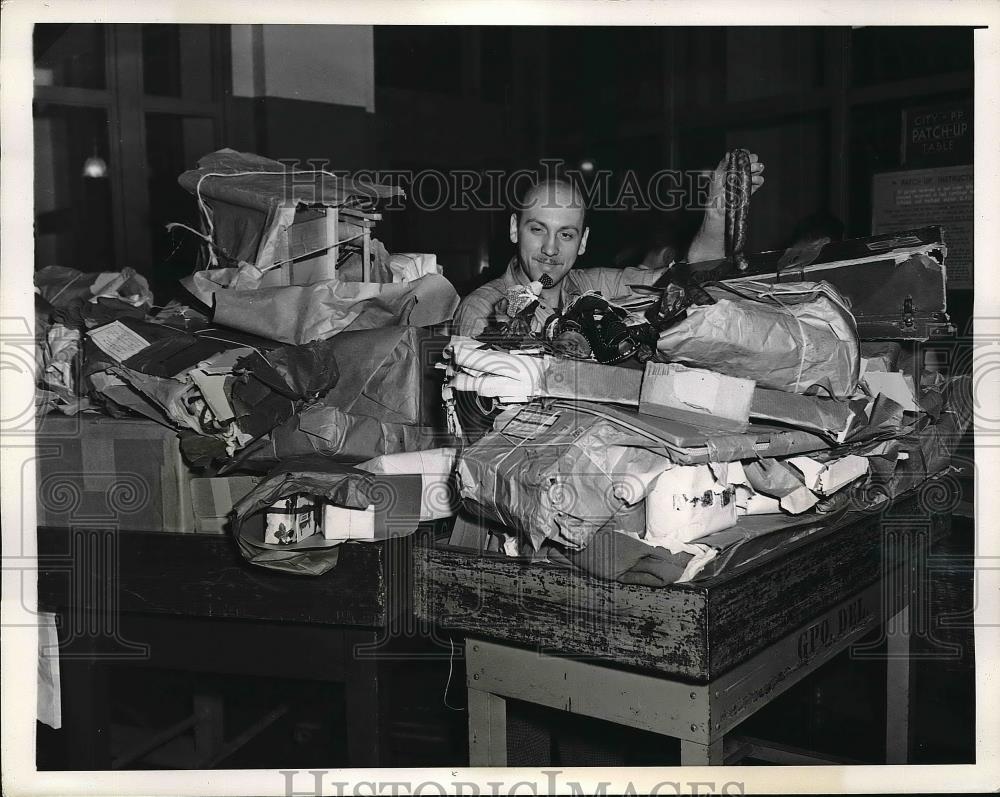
[577,227,590,255]
[509,213,519,244]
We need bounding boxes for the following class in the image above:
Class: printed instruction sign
[871,166,973,289]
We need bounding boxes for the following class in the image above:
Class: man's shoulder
[568,265,666,293]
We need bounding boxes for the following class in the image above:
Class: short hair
[515,175,589,229]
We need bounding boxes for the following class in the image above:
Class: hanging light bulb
[82,140,107,178]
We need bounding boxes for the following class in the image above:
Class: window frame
[33,23,232,273]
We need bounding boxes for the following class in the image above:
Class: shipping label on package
[88,320,152,362]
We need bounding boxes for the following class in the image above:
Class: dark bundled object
[545,293,657,364]
[725,148,752,272]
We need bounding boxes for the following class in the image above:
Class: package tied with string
[176,148,402,277]
[175,150,458,343]
[655,280,860,399]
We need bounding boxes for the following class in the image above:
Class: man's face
[510,183,589,287]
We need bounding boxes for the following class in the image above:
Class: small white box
[322,503,376,541]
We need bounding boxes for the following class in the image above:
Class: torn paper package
[39,324,81,406]
[749,387,861,443]
[445,337,643,405]
[655,280,860,398]
[388,253,441,283]
[644,463,739,551]
[457,403,671,550]
[742,458,820,514]
[35,265,153,310]
[787,454,870,496]
[861,371,919,412]
[357,447,459,521]
[232,403,439,470]
[446,338,546,401]
[860,341,902,374]
[199,271,459,345]
[639,362,754,431]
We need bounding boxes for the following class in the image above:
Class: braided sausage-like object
[724,148,752,271]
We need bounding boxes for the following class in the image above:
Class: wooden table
[415,495,946,765]
[36,525,445,770]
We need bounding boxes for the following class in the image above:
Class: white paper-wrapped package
[656,280,860,399]
[357,447,459,521]
[645,463,738,552]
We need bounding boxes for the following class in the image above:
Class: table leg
[467,688,507,766]
[885,604,912,764]
[193,692,225,763]
[680,737,725,765]
[343,630,388,767]
[57,610,112,769]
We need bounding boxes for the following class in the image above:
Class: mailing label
[499,406,560,440]
[88,320,151,362]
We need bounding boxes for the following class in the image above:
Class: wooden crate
[262,205,381,287]
[414,494,947,683]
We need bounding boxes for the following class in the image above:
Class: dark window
[851,27,973,87]
[481,26,513,103]
[33,23,107,90]
[374,26,464,95]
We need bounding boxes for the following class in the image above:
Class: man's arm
[453,286,509,338]
[687,152,765,263]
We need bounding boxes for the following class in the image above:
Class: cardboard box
[264,496,319,545]
[544,357,643,405]
[35,414,195,532]
[190,476,262,534]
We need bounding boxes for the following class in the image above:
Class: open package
[230,447,460,575]
[176,149,458,345]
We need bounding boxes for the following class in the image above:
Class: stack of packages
[445,275,970,587]
[34,149,461,574]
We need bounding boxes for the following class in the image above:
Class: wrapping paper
[317,326,447,426]
[389,253,442,283]
[445,337,643,405]
[192,270,458,345]
[231,403,440,471]
[35,265,153,310]
[656,280,860,398]
[457,404,670,550]
[357,447,459,521]
[645,463,738,550]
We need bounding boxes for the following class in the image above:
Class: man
[450,153,765,766]
[453,153,765,338]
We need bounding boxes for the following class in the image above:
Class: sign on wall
[901,101,973,169]
[871,165,973,289]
